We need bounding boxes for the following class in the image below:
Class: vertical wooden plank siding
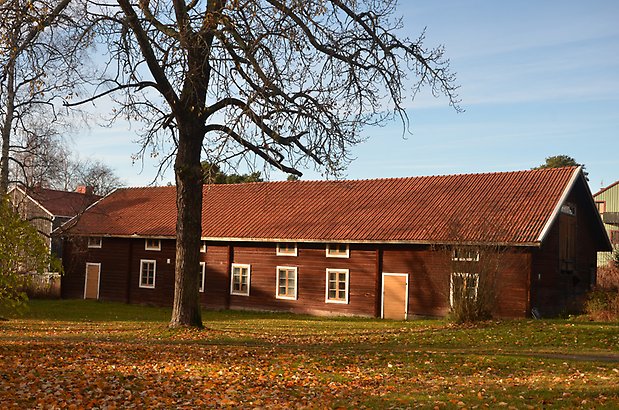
[532,184,599,316]
[129,239,176,305]
[62,239,86,298]
[201,244,230,309]
[126,239,134,303]
[222,243,376,316]
[383,246,450,317]
[60,227,593,319]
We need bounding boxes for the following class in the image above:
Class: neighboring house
[9,185,101,259]
[593,180,619,266]
[60,166,610,318]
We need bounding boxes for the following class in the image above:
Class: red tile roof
[65,167,581,245]
[27,187,101,217]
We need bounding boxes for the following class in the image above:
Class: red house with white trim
[60,167,611,318]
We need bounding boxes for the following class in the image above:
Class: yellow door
[84,263,100,299]
[382,273,408,320]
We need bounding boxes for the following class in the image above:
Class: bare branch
[205,123,301,176]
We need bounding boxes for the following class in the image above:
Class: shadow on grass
[17,299,429,326]
[17,299,319,323]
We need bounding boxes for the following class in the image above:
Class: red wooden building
[59,166,611,318]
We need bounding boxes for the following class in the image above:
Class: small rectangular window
[199,262,206,292]
[276,266,297,300]
[87,236,102,249]
[230,263,251,296]
[450,272,478,307]
[595,201,606,214]
[145,238,161,251]
[611,230,619,245]
[451,248,479,262]
[139,259,156,289]
[326,243,349,258]
[325,268,349,304]
[200,241,206,253]
[276,242,297,256]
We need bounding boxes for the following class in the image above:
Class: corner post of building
[126,238,134,304]
[526,251,533,317]
[375,247,383,318]
[225,244,233,309]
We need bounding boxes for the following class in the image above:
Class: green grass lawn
[1,300,618,409]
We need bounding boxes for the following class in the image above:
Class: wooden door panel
[85,263,100,299]
[383,274,408,320]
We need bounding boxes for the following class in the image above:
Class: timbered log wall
[62,211,598,319]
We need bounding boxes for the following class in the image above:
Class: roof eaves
[198,236,540,248]
[69,233,177,239]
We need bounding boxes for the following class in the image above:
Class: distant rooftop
[26,186,101,218]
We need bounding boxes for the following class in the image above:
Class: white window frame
[451,248,479,262]
[276,242,298,257]
[87,236,102,249]
[276,266,298,300]
[230,263,251,296]
[139,259,157,289]
[145,238,161,251]
[326,243,349,258]
[199,261,206,293]
[200,241,206,253]
[449,272,479,307]
[325,268,349,304]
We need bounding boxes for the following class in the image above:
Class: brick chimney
[76,185,93,195]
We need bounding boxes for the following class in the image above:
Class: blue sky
[74,1,619,191]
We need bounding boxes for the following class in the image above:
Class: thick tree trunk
[169,122,204,328]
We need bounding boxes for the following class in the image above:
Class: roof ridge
[28,186,92,195]
[127,167,580,190]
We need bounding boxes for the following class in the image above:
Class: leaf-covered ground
[1,300,618,409]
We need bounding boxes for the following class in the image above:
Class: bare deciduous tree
[77,0,460,327]
[447,244,501,323]
[436,217,527,323]
[9,134,123,195]
[0,0,88,193]
[72,159,123,196]
[9,131,70,188]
